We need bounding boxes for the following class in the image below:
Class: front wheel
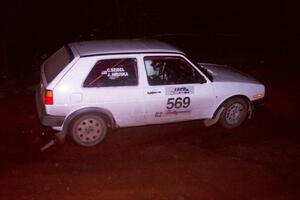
[219,98,249,129]
[70,114,107,147]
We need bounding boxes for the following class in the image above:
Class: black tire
[70,114,107,147]
[219,98,249,129]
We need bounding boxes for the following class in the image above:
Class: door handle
[147,91,161,95]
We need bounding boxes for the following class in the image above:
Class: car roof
[68,39,184,56]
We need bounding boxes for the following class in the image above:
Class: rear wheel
[70,114,107,147]
[219,98,249,128]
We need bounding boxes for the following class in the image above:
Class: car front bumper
[35,86,65,127]
[251,97,266,109]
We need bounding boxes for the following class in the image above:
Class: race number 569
[166,97,191,109]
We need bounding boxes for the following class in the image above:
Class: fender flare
[62,107,118,135]
[204,95,252,127]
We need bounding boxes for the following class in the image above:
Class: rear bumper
[35,86,65,127]
[251,97,266,109]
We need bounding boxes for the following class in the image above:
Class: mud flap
[248,104,253,119]
[40,131,67,151]
[40,140,55,151]
[203,107,225,127]
[55,131,67,144]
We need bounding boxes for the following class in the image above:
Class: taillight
[44,90,53,105]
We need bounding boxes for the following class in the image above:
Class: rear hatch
[40,46,74,100]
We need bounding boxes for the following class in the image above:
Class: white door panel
[142,55,215,124]
[144,83,214,124]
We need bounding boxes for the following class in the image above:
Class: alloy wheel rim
[225,103,245,125]
[75,117,103,143]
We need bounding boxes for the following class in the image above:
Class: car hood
[200,64,260,84]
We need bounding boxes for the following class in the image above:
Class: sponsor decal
[166,86,194,95]
[155,109,191,117]
[166,110,191,115]
[148,91,161,95]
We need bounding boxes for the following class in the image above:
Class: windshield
[190,60,213,82]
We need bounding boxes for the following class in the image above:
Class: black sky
[0,0,299,76]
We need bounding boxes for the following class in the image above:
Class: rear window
[44,46,74,83]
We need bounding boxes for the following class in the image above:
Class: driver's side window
[144,56,204,85]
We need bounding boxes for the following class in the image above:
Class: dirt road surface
[1,65,300,200]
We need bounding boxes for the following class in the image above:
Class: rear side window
[83,58,138,87]
[44,46,74,83]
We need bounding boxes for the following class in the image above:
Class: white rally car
[36,40,265,147]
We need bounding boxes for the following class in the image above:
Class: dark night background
[1,1,300,199]
[0,0,299,82]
